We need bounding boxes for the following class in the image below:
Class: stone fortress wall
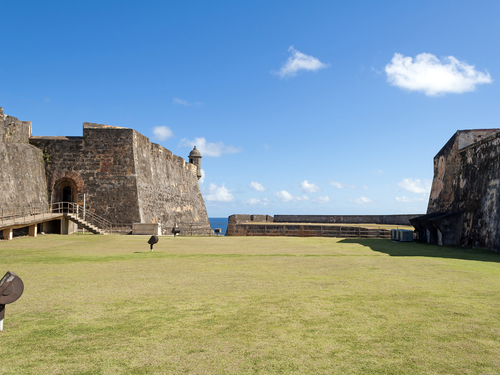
[1,107,210,235]
[0,107,48,208]
[132,129,209,229]
[413,129,500,251]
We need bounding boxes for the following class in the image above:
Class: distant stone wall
[228,214,274,224]
[0,107,48,208]
[228,214,418,226]
[226,214,412,238]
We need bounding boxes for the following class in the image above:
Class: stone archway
[53,178,78,212]
[48,171,84,205]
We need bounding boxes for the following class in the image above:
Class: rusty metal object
[0,271,24,331]
[171,224,180,238]
[148,235,158,251]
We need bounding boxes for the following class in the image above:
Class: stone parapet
[273,214,419,225]
[228,214,274,224]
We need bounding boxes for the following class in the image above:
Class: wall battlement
[0,107,32,144]
[0,108,48,208]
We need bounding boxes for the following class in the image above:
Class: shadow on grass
[339,239,500,263]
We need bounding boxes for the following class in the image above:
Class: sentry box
[0,271,24,331]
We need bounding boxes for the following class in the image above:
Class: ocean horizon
[208,217,229,234]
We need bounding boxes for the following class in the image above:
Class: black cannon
[0,271,24,331]
[172,224,180,238]
[148,235,158,251]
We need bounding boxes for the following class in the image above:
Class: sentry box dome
[0,271,24,331]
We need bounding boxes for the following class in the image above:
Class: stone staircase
[65,213,107,235]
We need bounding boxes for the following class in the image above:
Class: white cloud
[300,180,320,193]
[152,126,174,141]
[348,196,374,204]
[249,181,267,191]
[371,169,384,175]
[276,46,329,78]
[173,98,204,106]
[398,178,432,194]
[330,181,356,189]
[385,53,492,96]
[396,196,425,203]
[173,97,190,106]
[275,190,309,202]
[246,197,270,206]
[315,196,330,204]
[276,190,294,202]
[205,183,234,202]
[199,169,205,184]
[179,137,242,157]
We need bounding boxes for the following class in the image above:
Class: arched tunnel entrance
[53,178,78,212]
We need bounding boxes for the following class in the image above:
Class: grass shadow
[339,238,500,263]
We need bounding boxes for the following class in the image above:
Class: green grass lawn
[1,235,499,374]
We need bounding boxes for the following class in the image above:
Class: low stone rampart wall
[226,213,418,238]
[226,223,391,238]
[226,223,390,238]
[273,214,419,225]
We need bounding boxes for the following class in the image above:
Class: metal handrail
[0,202,112,234]
[58,202,112,233]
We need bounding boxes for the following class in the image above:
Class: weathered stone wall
[427,129,499,213]
[133,131,210,234]
[424,129,500,250]
[29,121,209,234]
[452,133,500,249]
[0,107,48,208]
[30,124,141,224]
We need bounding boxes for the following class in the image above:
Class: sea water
[208,217,229,235]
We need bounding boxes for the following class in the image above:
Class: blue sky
[2,1,499,217]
